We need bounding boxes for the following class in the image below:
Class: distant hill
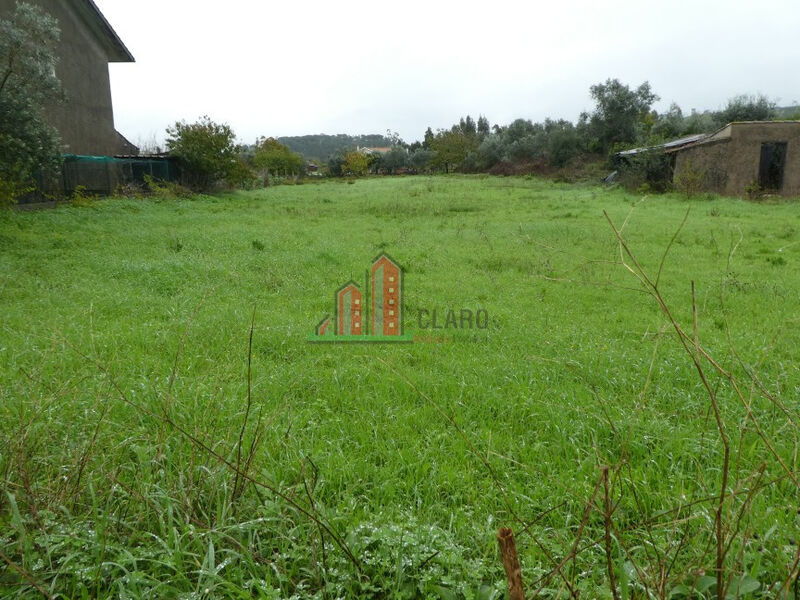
[277,134,392,161]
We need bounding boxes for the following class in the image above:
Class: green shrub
[745,179,762,200]
[0,174,34,207]
[226,156,258,189]
[616,147,672,193]
[166,116,238,191]
[674,159,707,197]
[252,137,304,183]
[68,185,94,206]
[143,174,192,198]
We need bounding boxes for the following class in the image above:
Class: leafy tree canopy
[408,148,434,171]
[581,78,659,153]
[252,137,304,179]
[377,146,408,174]
[0,1,63,203]
[713,94,776,126]
[429,128,478,173]
[342,151,371,176]
[423,127,434,150]
[166,116,238,191]
[477,115,490,137]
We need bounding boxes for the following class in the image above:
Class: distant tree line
[320,82,795,185]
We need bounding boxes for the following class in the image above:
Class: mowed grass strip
[1,176,800,597]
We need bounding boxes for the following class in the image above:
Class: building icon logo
[309,253,413,343]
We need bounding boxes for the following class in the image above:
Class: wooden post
[497,527,525,600]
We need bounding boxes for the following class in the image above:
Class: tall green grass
[1,176,800,598]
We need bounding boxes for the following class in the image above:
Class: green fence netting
[27,155,179,201]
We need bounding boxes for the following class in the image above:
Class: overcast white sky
[95,0,800,147]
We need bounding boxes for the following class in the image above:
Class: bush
[226,156,258,189]
[142,174,192,199]
[674,159,707,197]
[252,137,304,183]
[166,116,238,191]
[616,148,673,193]
[376,146,408,174]
[342,151,371,176]
[745,180,763,200]
[545,122,582,168]
[0,174,34,207]
[68,185,94,206]
[408,149,434,173]
[327,153,344,177]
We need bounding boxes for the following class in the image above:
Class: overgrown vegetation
[2,176,800,597]
[165,116,240,191]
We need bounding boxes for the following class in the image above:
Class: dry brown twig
[602,207,800,597]
[498,527,525,600]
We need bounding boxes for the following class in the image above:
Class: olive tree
[0,1,63,204]
[581,78,659,153]
[713,94,776,126]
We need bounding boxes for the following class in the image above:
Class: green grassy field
[2,176,800,598]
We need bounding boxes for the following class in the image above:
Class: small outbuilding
[670,121,800,197]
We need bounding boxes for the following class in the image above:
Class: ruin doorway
[759,142,787,191]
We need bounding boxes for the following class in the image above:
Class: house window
[759,142,787,191]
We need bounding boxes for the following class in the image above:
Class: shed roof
[616,133,708,157]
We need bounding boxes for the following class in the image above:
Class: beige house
[670,121,800,197]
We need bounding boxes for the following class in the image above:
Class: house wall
[674,123,800,197]
[0,0,127,156]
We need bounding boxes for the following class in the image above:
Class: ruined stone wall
[673,123,800,197]
[673,140,733,195]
